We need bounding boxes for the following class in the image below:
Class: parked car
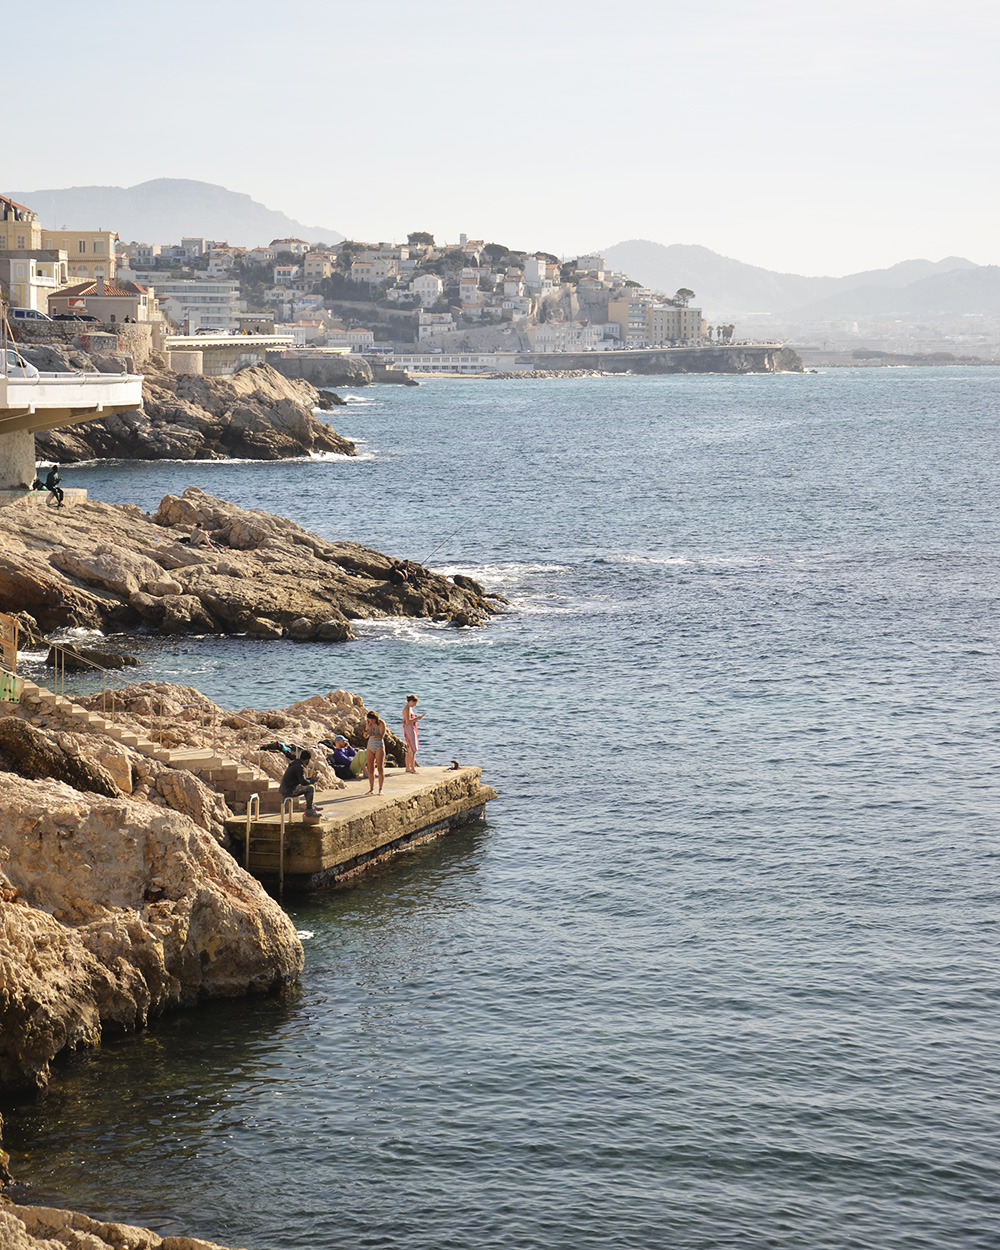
[8,308,52,321]
[52,312,100,322]
[194,325,227,335]
[2,349,40,378]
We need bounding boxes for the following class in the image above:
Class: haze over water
[5,368,999,1249]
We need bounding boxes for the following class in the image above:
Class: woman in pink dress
[402,694,425,774]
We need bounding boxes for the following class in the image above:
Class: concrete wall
[9,320,159,364]
[0,431,37,490]
[166,350,204,375]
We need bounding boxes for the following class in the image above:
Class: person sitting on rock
[387,562,410,586]
[189,521,217,548]
[328,735,366,781]
[44,465,65,508]
[279,749,320,817]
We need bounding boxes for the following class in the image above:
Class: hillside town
[1,192,758,375]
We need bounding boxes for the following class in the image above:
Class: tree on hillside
[408,231,435,246]
[674,288,695,306]
[482,243,510,264]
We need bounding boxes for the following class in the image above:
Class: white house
[271,238,310,255]
[417,311,456,340]
[410,273,443,306]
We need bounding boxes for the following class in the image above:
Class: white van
[2,349,40,377]
[8,308,52,321]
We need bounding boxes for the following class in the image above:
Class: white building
[326,327,375,351]
[394,351,530,374]
[271,238,310,255]
[417,311,456,340]
[525,320,608,352]
[207,251,235,277]
[132,243,161,267]
[154,278,241,331]
[411,273,443,306]
[0,251,70,311]
[459,276,483,306]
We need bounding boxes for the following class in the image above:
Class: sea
[3,368,999,1250]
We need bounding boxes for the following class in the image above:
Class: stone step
[168,750,221,767]
[205,765,239,783]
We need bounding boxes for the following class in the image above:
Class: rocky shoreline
[10,343,355,464]
[0,481,506,1246]
[0,666,444,1248]
[0,486,504,641]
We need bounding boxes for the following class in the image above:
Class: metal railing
[277,798,293,897]
[244,793,260,870]
[24,629,121,716]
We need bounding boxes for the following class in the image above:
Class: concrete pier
[225,764,497,891]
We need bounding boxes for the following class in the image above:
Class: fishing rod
[418,526,465,568]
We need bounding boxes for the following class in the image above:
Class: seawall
[520,344,803,374]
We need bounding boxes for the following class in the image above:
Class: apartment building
[607,297,705,346]
[304,252,333,280]
[0,250,70,311]
[1,195,117,281]
[154,278,241,331]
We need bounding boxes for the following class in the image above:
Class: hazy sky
[8,0,998,275]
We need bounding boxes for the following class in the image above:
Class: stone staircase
[17,677,284,813]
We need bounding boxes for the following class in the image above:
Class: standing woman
[402,694,426,774]
[364,709,387,795]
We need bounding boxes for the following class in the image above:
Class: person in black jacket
[45,465,65,507]
[279,749,318,815]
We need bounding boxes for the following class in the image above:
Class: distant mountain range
[7,179,343,249]
[600,240,998,322]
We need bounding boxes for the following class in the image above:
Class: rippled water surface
[4,369,1000,1249]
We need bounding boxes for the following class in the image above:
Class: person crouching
[279,748,319,817]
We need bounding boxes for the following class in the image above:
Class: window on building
[79,241,87,253]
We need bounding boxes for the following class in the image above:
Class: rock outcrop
[0,771,303,1093]
[31,359,355,464]
[0,487,505,640]
[271,353,374,388]
[74,680,409,770]
[0,1201,242,1250]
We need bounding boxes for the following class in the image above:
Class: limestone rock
[0,718,120,797]
[0,1202,243,1250]
[159,594,217,634]
[0,488,503,641]
[272,353,373,388]
[49,546,166,599]
[44,643,140,671]
[34,358,356,464]
[0,773,303,1091]
[130,757,230,842]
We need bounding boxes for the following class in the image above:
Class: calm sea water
[4,369,1000,1249]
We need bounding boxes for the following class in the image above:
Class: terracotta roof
[56,280,146,298]
[1,193,35,213]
